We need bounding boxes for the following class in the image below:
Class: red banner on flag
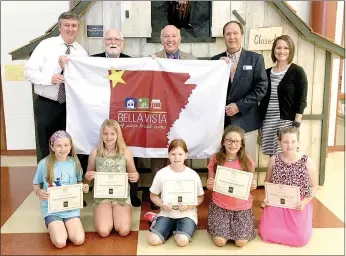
[109,70,196,148]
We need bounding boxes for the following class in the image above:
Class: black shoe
[131,196,142,207]
[83,200,87,207]
[151,202,160,210]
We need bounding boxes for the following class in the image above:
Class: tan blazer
[154,49,197,60]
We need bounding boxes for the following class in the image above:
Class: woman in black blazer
[259,35,308,208]
[259,35,308,157]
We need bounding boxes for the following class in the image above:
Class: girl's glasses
[224,139,241,145]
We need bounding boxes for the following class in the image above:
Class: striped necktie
[57,44,72,104]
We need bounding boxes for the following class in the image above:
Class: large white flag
[65,56,230,158]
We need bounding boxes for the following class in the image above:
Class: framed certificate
[265,182,301,209]
[213,165,253,200]
[162,180,197,206]
[94,172,128,199]
[48,184,83,213]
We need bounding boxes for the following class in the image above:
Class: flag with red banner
[65,56,230,158]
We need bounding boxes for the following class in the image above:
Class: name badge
[243,65,252,70]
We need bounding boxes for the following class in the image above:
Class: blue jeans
[149,216,196,242]
[44,215,80,228]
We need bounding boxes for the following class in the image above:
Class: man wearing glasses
[92,28,130,58]
[78,28,142,207]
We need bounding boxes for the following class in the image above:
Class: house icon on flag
[125,97,137,109]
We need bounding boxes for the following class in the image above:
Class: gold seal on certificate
[213,165,253,200]
[94,172,128,199]
[265,182,301,209]
[48,184,83,213]
[162,180,197,206]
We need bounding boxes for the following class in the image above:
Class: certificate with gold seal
[213,165,253,200]
[94,172,128,199]
[48,184,83,213]
[162,180,197,206]
[265,182,301,209]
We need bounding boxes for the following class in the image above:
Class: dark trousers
[34,96,66,162]
[78,153,139,198]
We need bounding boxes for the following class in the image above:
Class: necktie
[57,44,72,104]
[228,53,238,82]
[169,54,175,59]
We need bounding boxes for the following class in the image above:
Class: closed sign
[248,27,283,51]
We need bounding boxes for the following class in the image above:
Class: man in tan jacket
[150,25,197,209]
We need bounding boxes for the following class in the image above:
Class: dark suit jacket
[212,49,268,132]
[91,52,131,58]
[259,63,307,122]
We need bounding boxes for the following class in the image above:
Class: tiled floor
[1,153,345,255]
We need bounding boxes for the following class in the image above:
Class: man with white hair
[79,28,142,207]
[92,28,129,58]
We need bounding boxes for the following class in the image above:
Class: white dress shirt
[24,35,88,101]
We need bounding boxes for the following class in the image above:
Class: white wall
[1,1,69,150]
[286,1,311,25]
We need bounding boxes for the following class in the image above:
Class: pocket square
[243,65,252,70]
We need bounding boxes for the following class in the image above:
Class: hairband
[50,130,72,145]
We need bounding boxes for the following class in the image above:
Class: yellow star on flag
[105,68,126,88]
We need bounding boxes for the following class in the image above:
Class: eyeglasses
[105,37,122,43]
[224,139,241,145]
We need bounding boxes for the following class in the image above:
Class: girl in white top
[147,139,204,247]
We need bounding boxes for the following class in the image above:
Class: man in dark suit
[211,21,268,164]
[78,28,141,207]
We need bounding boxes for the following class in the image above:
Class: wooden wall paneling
[281,19,299,64]
[258,148,270,168]
[311,120,322,178]
[230,1,245,23]
[262,51,274,69]
[257,172,266,186]
[211,2,231,37]
[264,2,283,27]
[141,43,160,57]
[84,1,104,55]
[191,43,209,58]
[77,15,88,52]
[244,1,265,49]
[121,1,151,37]
[123,38,142,57]
[297,37,315,115]
[103,1,122,31]
[262,1,282,69]
[312,47,327,115]
[179,43,193,54]
[209,38,226,57]
[299,120,312,156]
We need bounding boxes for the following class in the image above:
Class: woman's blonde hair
[97,119,127,157]
[214,125,253,172]
[46,130,81,184]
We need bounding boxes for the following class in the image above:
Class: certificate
[213,165,253,200]
[48,184,83,213]
[162,180,197,206]
[94,172,128,199]
[265,182,301,209]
